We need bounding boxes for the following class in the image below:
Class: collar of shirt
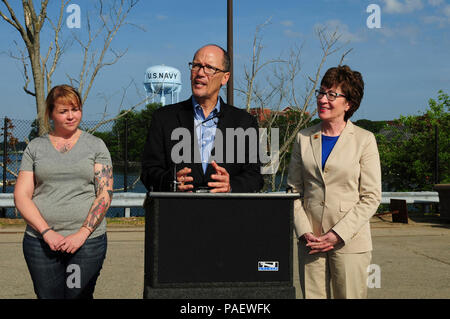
[192,96,221,122]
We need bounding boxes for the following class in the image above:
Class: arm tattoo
[83,197,108,229]
[94,165,113,196]
[84,165,114,232]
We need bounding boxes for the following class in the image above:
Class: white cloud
[421,4,450,26]
[383,0,424,13]
[315,20,366,43]
[422,15,448,25]
[280,20,294,27]
[378,25,421,44]
[444,4,450,16]
[428,0,444,6]
[281,20,301,38]
[283,29,302,38]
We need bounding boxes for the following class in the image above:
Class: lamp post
[227,0,234,106]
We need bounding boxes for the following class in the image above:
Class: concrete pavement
[0,216,449,299]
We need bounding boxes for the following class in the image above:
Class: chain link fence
[1,116,145,218]
[2,112,448,218]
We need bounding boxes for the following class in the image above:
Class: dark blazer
[141,97,264,193]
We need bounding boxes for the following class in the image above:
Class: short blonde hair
[44,85,82,131]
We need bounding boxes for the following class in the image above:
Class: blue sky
[0,0,449,122]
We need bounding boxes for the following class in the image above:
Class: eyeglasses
[315,90,346,101]
[188,62,227,76]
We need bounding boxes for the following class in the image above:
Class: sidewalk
[0,216,449,299]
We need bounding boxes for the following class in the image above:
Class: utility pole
[227,0,234,106]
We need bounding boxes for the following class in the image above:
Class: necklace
[49,130,80,153]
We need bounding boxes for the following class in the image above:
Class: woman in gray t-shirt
[14,85,113,299]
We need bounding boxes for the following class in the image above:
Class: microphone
[196,111,223,128]
[172,164,180,192]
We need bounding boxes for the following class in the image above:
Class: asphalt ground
[0,215,449,299]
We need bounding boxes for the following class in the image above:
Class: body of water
[1,154,146,218]
[2,155,291,218]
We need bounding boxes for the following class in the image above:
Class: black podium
[143,192,299,299]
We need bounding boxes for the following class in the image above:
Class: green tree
[93,103,160,163]
[28,119,39,141]
[376,90,449,191]
[353,119,386,134]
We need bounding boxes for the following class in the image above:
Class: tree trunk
[27,37,47,136]
[24,3,47,136]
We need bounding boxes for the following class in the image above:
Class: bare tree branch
[339,48,353,66]
[278,27,344,158]
[0,0,26,36]
[43,0,70,94]
[60,0,141,112]
[4,40,35,96]
[242,18,286,112]
[1,0,141,135]
[238,22,348,190]
[86,97,147,134]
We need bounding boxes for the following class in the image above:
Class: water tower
[144,65,182,106]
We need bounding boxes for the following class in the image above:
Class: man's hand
[208,161,231,193]
[176,167,194,192]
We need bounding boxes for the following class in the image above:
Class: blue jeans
[23,233,107,299]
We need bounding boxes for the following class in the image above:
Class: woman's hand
[303,232,320,243]
[42,230,65,251]
[306,230,342,254]
[55,228,91,254]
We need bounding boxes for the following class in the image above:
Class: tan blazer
[287,121,381,253]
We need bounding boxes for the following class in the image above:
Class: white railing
[0,192,148,218]
[380,192,439,204]
[0,192,440,217]
[0,192,148,208]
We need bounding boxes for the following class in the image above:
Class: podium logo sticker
[258,261,279,271]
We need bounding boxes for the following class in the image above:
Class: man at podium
[141,44,264,193]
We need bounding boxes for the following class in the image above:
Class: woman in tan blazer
[287,65,381,299]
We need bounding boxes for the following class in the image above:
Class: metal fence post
[124,115,130,217]
[1,117,7,217]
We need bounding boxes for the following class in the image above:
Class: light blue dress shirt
[192,97,221,173]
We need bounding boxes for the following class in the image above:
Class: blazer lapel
[310,124,324,181]
[323,120,355,170]
[205,97,229,178]
[215,97,229,139]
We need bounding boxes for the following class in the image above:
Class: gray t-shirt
[19,131,112,238]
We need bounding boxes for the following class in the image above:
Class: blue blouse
[322,134,339,170]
